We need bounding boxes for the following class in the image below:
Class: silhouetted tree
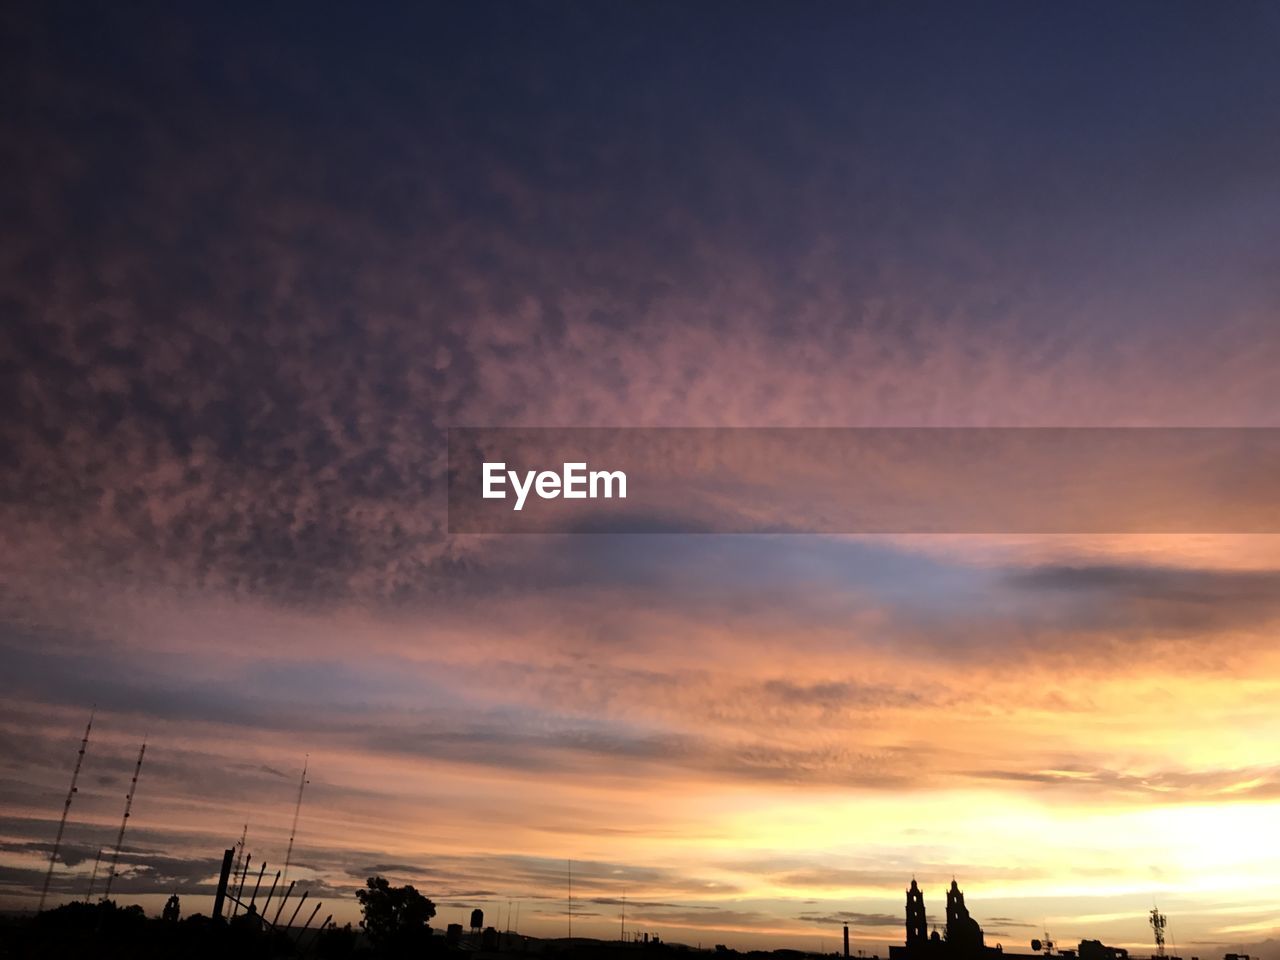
[356,875,436,955]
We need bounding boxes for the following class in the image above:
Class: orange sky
[5,532,1280,952]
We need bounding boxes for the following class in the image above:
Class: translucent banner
[447,428,1280,533]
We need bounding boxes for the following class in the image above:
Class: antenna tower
[1150,907,1167,959]
[281,756,309,887]
[38,711,93,912]
[102,741,146,902]
[86,847,103,901]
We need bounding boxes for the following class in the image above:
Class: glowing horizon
[6,530,1280,949]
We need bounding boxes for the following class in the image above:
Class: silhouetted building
[891,880,1004,960]
[890,879,1131,960]
[906,880,927,947]
[945,881,984,953]
[1078,941,1128,960]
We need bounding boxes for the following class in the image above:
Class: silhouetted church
[891,878,1137,960]
[891,879,996,960]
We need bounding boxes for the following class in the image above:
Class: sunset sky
[3,1,1280,953]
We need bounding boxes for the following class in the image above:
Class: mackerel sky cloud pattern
[3,0,1280,951]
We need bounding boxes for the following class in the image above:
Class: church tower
[945,880,964,931]
[906,879,927,946]
[945,880,985,952]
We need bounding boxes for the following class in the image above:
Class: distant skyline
[3,1,1280,953]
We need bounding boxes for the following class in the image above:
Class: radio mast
[86,848,103,901]
[1150,907,1167,959]
[102,741,145,902]
[281,756,309,887]
[38,711,93,912]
